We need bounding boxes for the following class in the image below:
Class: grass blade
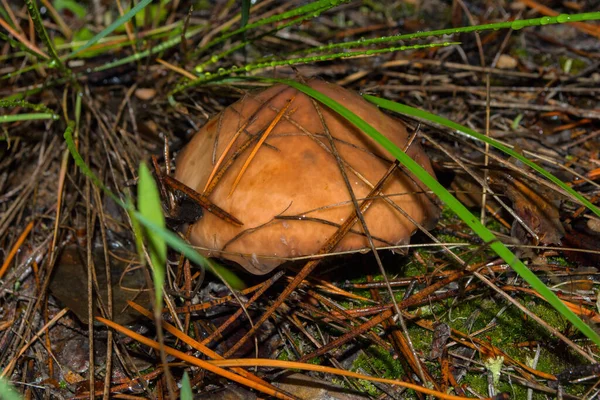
[137,162,167,306]
[63,125,245,290]
[65,0,153,59]
[363,95,600,219]
[249,77,600,347]
[0,113,57,123]
[0,377,22,400]
[180,372,192,400]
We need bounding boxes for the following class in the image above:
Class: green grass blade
[0,113,58,123]
[174,42,456,95]
[138,162,167,306]
[63,125,245,290]
[269,12,600,61]
[363,95,600,219]
[180,372,192,400]
[0,378,22,400]
[0,31,47,60]
[198,0,349,53]
[65,0,153,60]
[241,0,251,29]
[92,25,204,73]
[251,77,600,347]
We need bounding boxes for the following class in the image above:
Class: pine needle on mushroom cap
[175,79,439,274]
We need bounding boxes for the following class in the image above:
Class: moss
[351,346,410,397]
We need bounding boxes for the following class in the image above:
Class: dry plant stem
[39,0,71,38]
[502,286,600,322]
[203,86,288,194]
[0,137,57,241]
[474,271,595,362]
[84,132,97,399]
[421,131,538,239]
[0,16,49,59]
[201,271,285,346]
[93,187,114,400]
[156,58,197,80]
[143,247,176,400]
[203,116,250,192]
[99,314,473,400]
[480,16,517,224]
[229,96,295,196]
[416,318,556,381]
[73,368,165,399]
[127,301,299,399]
[207,358,483,400]
[99,314,296,400]
[1,308,69,377]
[162,175,243,225]
[0,220,33,280]
[298,309,393,363]
[306,290,391,349]
[224,161,398,357]
[172,281,265,313]
[203,132,259,195]
[311,98,428,385]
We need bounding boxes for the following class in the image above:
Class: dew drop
[540,17,552,25]
[511,20,526,30]
[557,14,570,23]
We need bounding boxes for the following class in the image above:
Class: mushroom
[175,80,439,274]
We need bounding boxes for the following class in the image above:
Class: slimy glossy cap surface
[175,80,439,274]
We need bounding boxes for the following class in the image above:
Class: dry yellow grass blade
[156,58,197,80]
[204,118,252,193]
[228,96,295,197]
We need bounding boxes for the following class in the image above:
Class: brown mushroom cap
[175,80,439,274]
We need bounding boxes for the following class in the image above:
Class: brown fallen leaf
[492,173,565,245]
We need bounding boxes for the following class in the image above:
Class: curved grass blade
[363,95,600,219]
[173,42,457,95]
[247,77,600,347]
[24,0,67,72]
[195,4,332,72]
[198,0,350,54]
[261,12,600,62]
[138,162,167,306]
[65,0,153,60]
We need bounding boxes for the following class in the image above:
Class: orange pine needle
[0,220,34,280]
[207,358,482,400]
[127,301,280,390]
[203,118,252,193]
[228,97,295,197]
[96,316,294,400]
[0,17,49,59]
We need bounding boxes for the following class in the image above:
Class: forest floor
[1,0,600,399]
